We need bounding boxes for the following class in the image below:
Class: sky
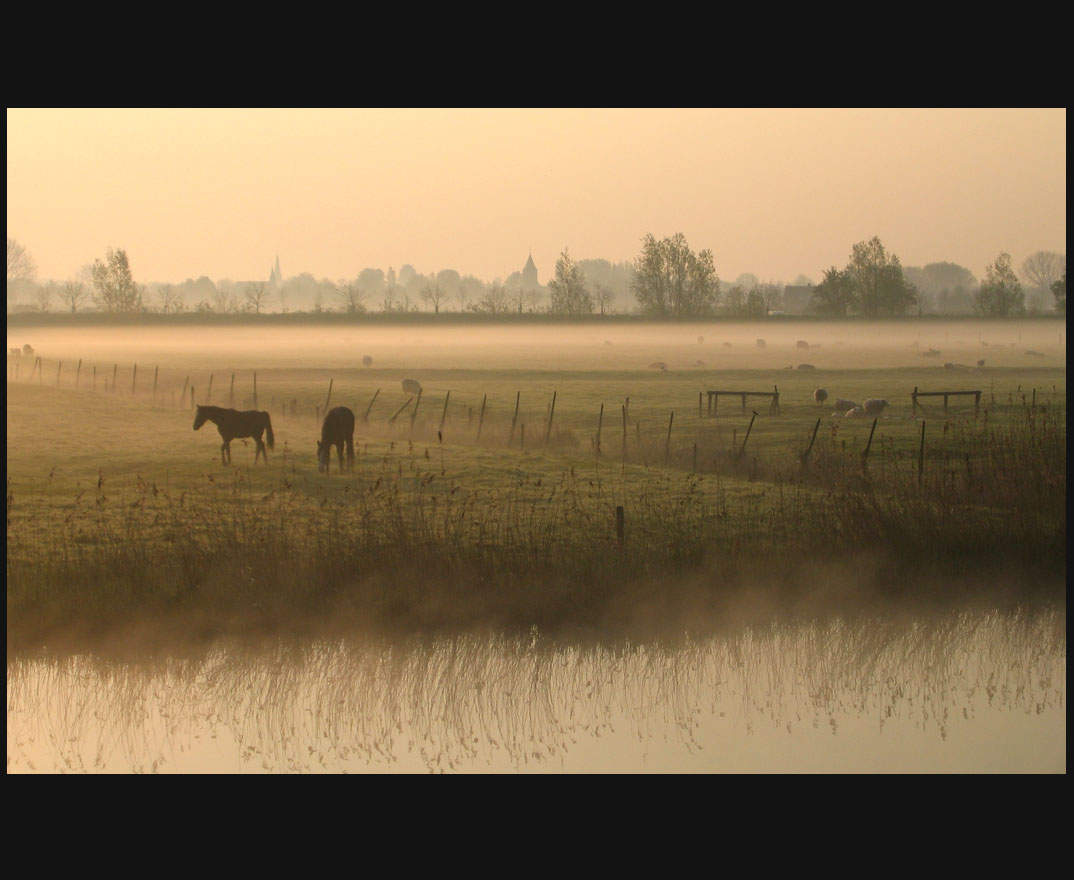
[6,108,1067,287]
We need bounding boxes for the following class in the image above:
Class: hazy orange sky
[7,108,1066,286]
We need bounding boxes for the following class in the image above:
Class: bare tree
[594,283,616,316]
[7,238,36,285]
[455,287,472,312]
[469,284,511,314]
[510,286,540,313]
[31,282,54,312]
[155,283,185,314]
[212,282,239,313]
[421,282,447,314]
[335,281,367,313]
[1020,251,1066,291]
[59,279,89,313]
[244,282,271,314]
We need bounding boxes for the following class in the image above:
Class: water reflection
[7,607,1065,773]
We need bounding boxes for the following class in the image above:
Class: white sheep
[401,378,422,395]
[813,388,828,405]
[832,398,857,412]
[862,398,889,416]
[845,405,866,418]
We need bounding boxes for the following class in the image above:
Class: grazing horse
[318,406,355,474]
[193,405,274,465]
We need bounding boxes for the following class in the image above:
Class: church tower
[521,253,538,288]
[269,255,282,289]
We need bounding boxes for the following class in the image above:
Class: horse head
[193,405,207,431]
[317,439,329,473]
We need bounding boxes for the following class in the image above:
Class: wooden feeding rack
[911,386,981,414]
[706,385,780,416]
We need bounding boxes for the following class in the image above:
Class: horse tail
[264,413,275,450]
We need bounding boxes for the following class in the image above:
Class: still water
[7,607,1065,773]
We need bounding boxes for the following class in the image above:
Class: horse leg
[221,439,230,465]
[346,437,354,472]
[256,438,266,464]
[336,441,344,473]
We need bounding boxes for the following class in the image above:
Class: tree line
[7,235,1066,318]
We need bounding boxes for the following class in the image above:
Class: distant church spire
[522,252,538,287]
[269,255,282,289]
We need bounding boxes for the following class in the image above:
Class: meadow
[6,319,1066,652]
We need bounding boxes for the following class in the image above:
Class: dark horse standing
[193,405,275,465]
[318,406,355,474]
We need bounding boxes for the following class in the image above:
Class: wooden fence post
[862,417,878,469]
[509,391,520,446]
[207,373,214,403]
[918,420,926,486]
[112,363,117,391]
[664,412,674,465]
[440,390,451,432]
[476,394,487,442]
[544,390,557,446]
[410,387,422,431]
[324,378,333,414]
[57,361,62,386]
[739,411,758,457]
[596,402,604,456]
[131,364,137,395]
[76,359,82,389]
[363,389,380,422]
[253,372,258,410]
[229,373,235,407]
[190,385,195,410]
[802,417,821,467]
[153,366,158,400]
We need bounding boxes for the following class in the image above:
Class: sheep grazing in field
[796,340,810,349]
[797,363,816,370]
[1025,350,1045,357]
[362,355,373,367]
[723,342,733,348]
[22,344,34,357]
[649,361,668,370]
[845,405,866,418]
[756,339,766,348]
[814,388,829,405]
[862,398,889,416]
[401,378,422,395]
[695,359,705,365]
[922,348,941,357]
[833,398,857,412]
[977,359,986,367]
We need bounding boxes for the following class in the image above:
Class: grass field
[6,320,1066,650]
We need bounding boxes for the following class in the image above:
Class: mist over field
[7,319,1065,373]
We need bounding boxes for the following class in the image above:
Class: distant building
[782,284,814,315]
[269,255,283,289]
[521,253,538,288]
